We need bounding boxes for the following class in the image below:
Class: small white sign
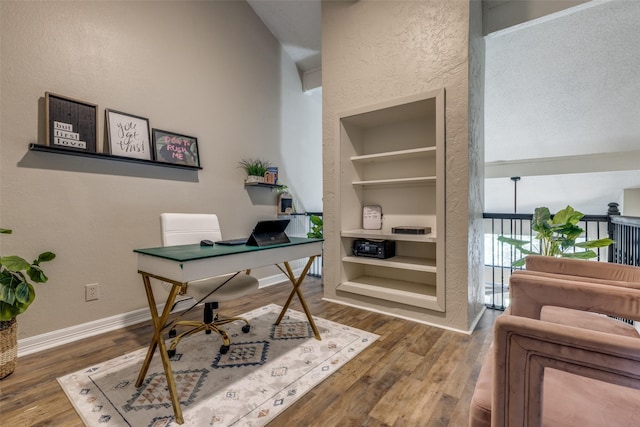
[54,129,80,140]
[54,137,87,149]
[54,121,73,131]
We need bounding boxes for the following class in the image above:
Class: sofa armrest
[525,255,640,282]
[492,315,640,427]
[509,272,640,322]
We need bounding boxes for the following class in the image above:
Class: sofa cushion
[541,306,640,338]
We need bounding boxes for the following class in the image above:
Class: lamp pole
[511,176,521,214]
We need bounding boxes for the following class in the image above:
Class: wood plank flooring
[0,277,498,426]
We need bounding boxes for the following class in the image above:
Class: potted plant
[238,158,271,184]
[0,228,55,379]
[498,205,614,267]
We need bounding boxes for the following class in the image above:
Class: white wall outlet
[85,283,99,301]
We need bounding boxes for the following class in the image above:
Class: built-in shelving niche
[333,88,446,316]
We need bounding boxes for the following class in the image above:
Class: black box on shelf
[391,226,431,235]
[353,239,395,259]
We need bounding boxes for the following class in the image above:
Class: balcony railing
[610,215,640,266]
[483,206,619,310]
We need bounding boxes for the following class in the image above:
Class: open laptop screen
[246,219,290,247]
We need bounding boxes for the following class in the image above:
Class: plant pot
[0,317,17,379]
[245,175,264,184]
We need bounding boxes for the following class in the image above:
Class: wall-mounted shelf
[29,144,202,171]
[244,182,285,190]
[351,176,436,186]
[342,229,437,243]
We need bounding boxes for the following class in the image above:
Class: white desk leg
[275,256,321,340]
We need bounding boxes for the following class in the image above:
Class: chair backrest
[160,213,223,246]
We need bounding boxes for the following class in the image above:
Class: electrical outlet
[85,283,99,301]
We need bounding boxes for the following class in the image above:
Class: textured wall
[467,0,486,325]
[322,0,481,331]
[0,1,321,339]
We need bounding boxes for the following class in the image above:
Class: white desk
[133,237,323,424]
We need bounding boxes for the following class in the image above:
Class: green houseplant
[0,228,55,378]
[238,158,271,183]
[497,205,614,267]
[307,215,323,239]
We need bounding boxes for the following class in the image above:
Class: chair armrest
[492,315,640,427]
[509,272,640,322]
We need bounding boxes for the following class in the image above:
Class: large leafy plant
[498,205,614,267]
[0,228,56,321]
[307,215,323,239]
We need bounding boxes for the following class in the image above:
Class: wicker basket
[0,317,17,379]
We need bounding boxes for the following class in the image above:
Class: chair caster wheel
[169,329,176,338]
[220,345,230,354]
[168,349,176,358]
[242,325,251,333]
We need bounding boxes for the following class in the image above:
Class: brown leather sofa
[470,255,640,426]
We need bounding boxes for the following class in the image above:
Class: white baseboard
[17,271,298,357]
[321,297,482,335]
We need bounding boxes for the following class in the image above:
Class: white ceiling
[246,0,321,73]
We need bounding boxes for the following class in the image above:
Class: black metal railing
[483,208,615,310]
[610,215,640,267]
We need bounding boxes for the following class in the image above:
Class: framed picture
[45,92,98,152]
[152,129,200,168]
[105,109,152,160]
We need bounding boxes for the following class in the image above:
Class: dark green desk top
[134,237,323,262]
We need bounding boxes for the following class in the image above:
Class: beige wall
[322,0,484,332]
[0,1,320,340]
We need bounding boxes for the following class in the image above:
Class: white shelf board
[352,176,436,186]
[351,147,436,163]
[342,229,437,242]
[338,275,437,309]
[342,255,437,272]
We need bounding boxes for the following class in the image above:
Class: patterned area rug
[57,304,378,426]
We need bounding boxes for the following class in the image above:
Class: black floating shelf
[29,144,202,171]
[243,182,284,189]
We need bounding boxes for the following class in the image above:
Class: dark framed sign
[105,109,152,160]
[152,129,200,168]
[45,92,98,152]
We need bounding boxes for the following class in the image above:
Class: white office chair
[160,213,259,355]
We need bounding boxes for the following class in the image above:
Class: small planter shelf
[243,182,285,190]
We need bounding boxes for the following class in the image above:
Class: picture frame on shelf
[105,109,153,160]
[152,129,200,168]
[45,92,98,152]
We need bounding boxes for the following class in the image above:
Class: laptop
[247,219,291,247]
[215,219,291,247]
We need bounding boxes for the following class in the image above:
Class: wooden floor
[0,277,499,426]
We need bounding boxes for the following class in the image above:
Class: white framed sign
[363,205,383,230]
[105,109,152,160]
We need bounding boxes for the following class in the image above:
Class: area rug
[57,304,378,426]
